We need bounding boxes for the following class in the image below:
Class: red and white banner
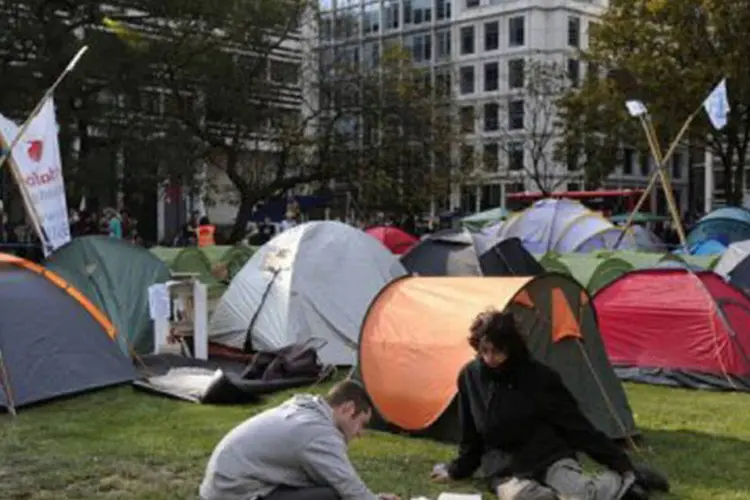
[0,99,71,254]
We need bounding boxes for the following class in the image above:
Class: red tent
[365,226,418,255]
[594,269,750,391]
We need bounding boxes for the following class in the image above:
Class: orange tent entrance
[352,274,637,442]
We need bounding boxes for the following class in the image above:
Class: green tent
[220,243,256,280]
[555,254,602,290]
[461,207,509,231]
[603,250,677,270]
[150,246,183,266]
[171,247,226,299]
[351,274,637,443]
[538,252,570,275]
[587,257,633,294]
[678,254,721,270]
[45,236,172,355]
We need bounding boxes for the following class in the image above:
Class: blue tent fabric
[688,207,750,248]
[690,239,727,256]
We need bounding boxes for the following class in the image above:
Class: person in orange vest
[197,216,216,247]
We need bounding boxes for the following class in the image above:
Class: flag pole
[0,45,88,253]
[614,102,703,250]
[0,46,88,174]
[0,133,48,253]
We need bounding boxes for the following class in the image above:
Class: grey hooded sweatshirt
[199,394,379,500]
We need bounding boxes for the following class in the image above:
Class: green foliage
[558,0,750,202]
[328,45,465,219]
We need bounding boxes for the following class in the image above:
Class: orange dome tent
[352,274,637,442]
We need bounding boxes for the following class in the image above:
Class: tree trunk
[227,193,256,244]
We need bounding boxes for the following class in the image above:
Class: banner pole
[0,46,88,174]
[0,133,48,252]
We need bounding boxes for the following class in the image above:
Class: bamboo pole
[614,104,703,250]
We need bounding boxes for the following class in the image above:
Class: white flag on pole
[703,79,730,130]
[0,99,71,254]
[625,100,648,117]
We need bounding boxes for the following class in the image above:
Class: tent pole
[0,349,17,416]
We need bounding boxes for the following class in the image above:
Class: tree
[490,59,572,195]
[331,46,465,221]
[0,1,166,215]
[142,0,358,241]
[558,0,750,204]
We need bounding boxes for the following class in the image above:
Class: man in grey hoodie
[200,380,400,500]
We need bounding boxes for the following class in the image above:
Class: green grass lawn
[2,382,750,499]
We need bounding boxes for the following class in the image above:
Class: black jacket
[447,357,633,481]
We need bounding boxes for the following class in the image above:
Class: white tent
[714,240,750,279]
[209,221,407,365]
[496,198,639,253]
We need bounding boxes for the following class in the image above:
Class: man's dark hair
[325,380,372,415]
[468,308,530,360]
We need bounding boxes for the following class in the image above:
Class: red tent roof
[365,226,418,255]
[594,269,750,388]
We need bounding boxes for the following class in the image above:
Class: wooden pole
[0,133,48,251]
[614,104,703,250]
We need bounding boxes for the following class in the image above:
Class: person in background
[200,380,400,500]
[197,215,216,247]
[430,309,657,500]
[104,208,122,239]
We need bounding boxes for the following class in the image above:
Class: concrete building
[314,0,689,216]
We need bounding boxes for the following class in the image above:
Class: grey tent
[45,236,172,355]
[401,229,544,277]
[0,254,135,413]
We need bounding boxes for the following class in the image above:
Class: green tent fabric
[679,254,721,270]
[220,243,256,281]
[171,247,225,299]
[603,250,676,269]
[461,207,509,231]
[538,253,570,275]
[150,246,183,266]
[587,257,633,295]
[555,254,602,290]
[45,236,172,355]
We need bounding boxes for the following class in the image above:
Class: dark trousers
[264,486,341,500]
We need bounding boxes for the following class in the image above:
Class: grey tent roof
[400,229,543,277]
[0,264,134,412]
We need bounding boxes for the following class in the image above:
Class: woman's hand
[377,494,401,500]
[430,463,452,482]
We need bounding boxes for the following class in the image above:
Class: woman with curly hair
[430,309,656,500]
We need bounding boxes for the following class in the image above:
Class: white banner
[0,99,71,254]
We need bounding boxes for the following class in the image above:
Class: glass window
[508,142,524,171]
[483,143,499,171]
[484,21,499,51]
[508,99,524,130]
[460,106,475,133]
[568,17,581,47]
[460,25,475,55]
[508,59,524,89]
[484,62,498,91]
[508,16,525,47]
[364,2,380,34]
[567,59,580,87]
[436,0,451,20]
[484,102,499,131]
[622,147,634,175]
[460,65,475,94]
[435,29,451,60]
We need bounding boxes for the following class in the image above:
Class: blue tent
[687,207,750,248]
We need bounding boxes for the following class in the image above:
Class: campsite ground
[1,382,749,500]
